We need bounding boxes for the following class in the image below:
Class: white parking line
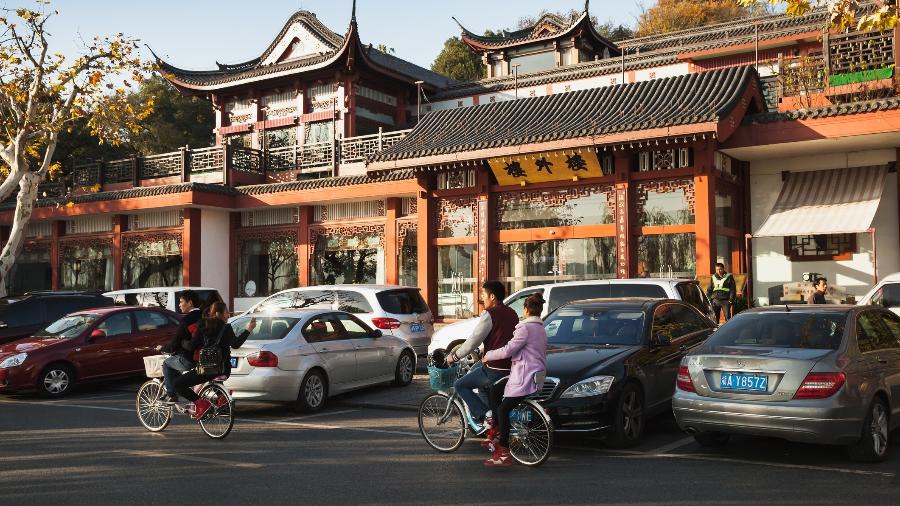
[0,398,134,413]
[646,436,696,455]
[275,409,359,423]
[118,449,263,469]
[238,416,420,437]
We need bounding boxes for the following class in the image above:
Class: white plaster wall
[234,297,264,313]
[749,149,899,304]
[200,208,231,309]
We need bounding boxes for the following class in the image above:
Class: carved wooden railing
[340,128,410,164]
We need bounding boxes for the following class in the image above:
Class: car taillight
[794,372,845,399]
[371,317,401,330]
[247,351,279,368]
[676,366,695,392]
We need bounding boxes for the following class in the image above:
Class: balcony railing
[340,128,411,164]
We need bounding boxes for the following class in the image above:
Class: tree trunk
[0,172,43,297]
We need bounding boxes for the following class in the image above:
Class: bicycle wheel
[418,392,466,452]
[136,380,172,432]
[508,401,553,467]
[197,384,234,439]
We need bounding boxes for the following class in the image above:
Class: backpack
[196,323,227,376]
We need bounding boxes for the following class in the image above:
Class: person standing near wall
[811,277,828,304]
[707,262,736,323]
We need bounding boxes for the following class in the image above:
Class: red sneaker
[192,398,212,420]
[484,445,512,467]
[480,428,499,450]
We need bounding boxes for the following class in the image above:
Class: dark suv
[0,292,114,345]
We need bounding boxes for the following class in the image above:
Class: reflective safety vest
[712,273,732,293]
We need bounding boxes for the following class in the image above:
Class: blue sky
[41,0,641,70]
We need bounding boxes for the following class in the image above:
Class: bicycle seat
[212,375,229,383]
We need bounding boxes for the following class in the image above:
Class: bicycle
[136,354,235,439]
[417,350,553,466]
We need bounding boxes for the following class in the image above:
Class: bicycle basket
[428,364,458,391]
[143,354,168,378]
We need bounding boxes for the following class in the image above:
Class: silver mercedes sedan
[673,305,900,462]
[224,309,416,412]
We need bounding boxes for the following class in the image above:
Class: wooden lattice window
[785,234,857,261]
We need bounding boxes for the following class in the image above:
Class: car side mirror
[369,329,383,338]
[89,329,106,340]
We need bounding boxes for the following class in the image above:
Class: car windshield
[230,316,300,341]
[545,308,646,346]
[35,314,100,339]
[253,291,335,313]
[706,312,846,350]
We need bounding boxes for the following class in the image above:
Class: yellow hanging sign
[488,149,605,186]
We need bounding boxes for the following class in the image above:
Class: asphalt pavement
[1,376,899,505]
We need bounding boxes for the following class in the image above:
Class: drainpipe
[870,227,878,285]
[744,233,753,306]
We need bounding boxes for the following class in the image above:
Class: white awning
[754,165,887,237]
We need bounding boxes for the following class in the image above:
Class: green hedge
[828,67,894,87]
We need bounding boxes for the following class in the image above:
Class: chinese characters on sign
[488,149,605,186]
[477,197,488,285]
[615,186,629,278]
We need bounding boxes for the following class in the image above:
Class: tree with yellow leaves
[737,0,898,30]
[0,2,151,296]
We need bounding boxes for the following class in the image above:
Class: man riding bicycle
[447,281,518,434]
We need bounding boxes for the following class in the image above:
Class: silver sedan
[673,305,900,462]
[225,309,416,412]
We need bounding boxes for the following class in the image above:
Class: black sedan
[537,298,714,447]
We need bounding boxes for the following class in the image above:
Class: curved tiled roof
[371,66,762,165]
[235,169,416,195]
[745,97,900,124]
[455,12,573,48]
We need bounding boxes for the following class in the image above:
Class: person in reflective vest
[707,262,736,323]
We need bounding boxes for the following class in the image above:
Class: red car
[0,306,180,397]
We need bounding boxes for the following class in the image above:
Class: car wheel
[848,398,890,462]
[392,351,415,387]
[38,364,75,398]
[606,383,645,448]
[693,432,731,448]
[294,370,327,413]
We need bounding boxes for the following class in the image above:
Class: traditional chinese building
[2,1,898,318]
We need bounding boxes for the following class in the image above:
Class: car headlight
[560,375,615,398]
[0,353,27,368]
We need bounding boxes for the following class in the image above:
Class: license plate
[230,357,238,368]
[720,372,768,392]
[510,407,533,423]
[410,323,425,333]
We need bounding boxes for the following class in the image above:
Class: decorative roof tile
[745,97,900,124]
[371,66,762,166]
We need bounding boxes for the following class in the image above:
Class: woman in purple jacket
[481,293,548,467]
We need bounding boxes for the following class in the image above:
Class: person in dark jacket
[811,277,829,304]
[707,262,737,323]
[160,290,202,402]
[447,280,518,426]
[174,302,256,420]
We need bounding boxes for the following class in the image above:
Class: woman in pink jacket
[481,293,548,467]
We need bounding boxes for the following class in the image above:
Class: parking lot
[1,374,898,505]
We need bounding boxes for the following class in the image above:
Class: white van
[428,278,714,355]
[857,272,900,316]
[104,287,224,314]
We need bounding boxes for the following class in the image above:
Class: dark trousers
[454,363,506,422]
[162,364,181,396]
[173,370,215,402]
[712,300,732,323]
[496,395,527,447]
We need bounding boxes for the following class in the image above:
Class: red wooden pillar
[298,206,312,287]
[476,168,495,313]
[613,150,633,278]
[693,145,717,277]
[385,198,400,285]
[112,215,125,290]
[51,221,64,290]
[344,75,356,138]
[416,174,436,313]
[182,208,202,286]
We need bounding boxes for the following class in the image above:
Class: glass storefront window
[263,126,297,150]
[226,133,251,148]
[60,243,113,291]
[310,231,384,285]
[716,235,733,268]
[499,238,616,295]
[499,188,613,229]
[123,237,183,289]
[715,191,733,228]
[437,198,476,238]
[303,121,333,144]
[399,228,418,288]
[437,245,475,319]
[509,51,556,73]
[6,247,51,296]
[637,233,696,278]
[639,182,695,226]
[238,236,299,297]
